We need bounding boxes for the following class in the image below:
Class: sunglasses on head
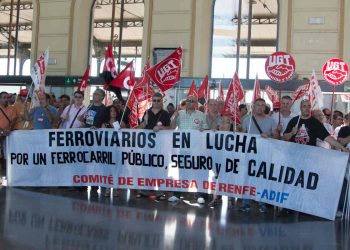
[186,99,195,103]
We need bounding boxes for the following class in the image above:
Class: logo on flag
[77,65,90,92]
[147,47,182,92]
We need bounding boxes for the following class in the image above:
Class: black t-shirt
[338,126,350,139]
[142,109,170,129]
[284,116,329,146]
[84,104,108,128]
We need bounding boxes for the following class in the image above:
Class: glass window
[211,0,278,79]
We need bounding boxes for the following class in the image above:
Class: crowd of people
[0,88,349,215]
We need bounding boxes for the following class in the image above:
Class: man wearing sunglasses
[139,92,170,132]
[60,91,87,129]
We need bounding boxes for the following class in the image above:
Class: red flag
[77,65,90,92]
[222,80,241,124]
[100,44,124,102]
[147,47,182,92]
[253,74,261,102]
[128,94,139,128]
[137,99,150,120]
[218,80,224,101]
[232,72,244,102]
[133,61,155,102]
[198,75,209,111]
[109,61,135,90]
[188,80,198,110]
[264,85,280,109]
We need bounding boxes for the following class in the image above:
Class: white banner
[6,129,349,220]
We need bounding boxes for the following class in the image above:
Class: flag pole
[330,85,336,125]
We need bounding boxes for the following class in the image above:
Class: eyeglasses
[152,99,162,103]
[186,99,196,103]
[74,96,83,99]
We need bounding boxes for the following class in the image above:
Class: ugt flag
[147,47,182,92]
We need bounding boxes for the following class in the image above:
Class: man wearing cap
[13,89,33,130]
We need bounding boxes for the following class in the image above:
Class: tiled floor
[0,186,349,250]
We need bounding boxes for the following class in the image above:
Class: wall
[142,0,214,78]
[279,0,346,80]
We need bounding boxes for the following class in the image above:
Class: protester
[8,93,17,105]
[217,100,225,115]
[239,104,248,122]
[206,99,222,130]
[283,100,347,151]
[137,92,171,199]
[241,98,279,213]
[60,91,87,129]
[208,113,233,207]
[333,112,344,129]
[166,103,175,117]
[55,94,71,128]
[101,105,122,197]
[169,95,208,204]
[13,89,33,130]
[24,93,57,130]
[272,96,296,135]
[322,108,332,123]
[139,92,170,132]
[80,88,108,195]
[80,89,108,129]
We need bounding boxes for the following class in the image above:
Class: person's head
[344,113,350,126]
[312,109,326,123]
[73,91,84,105]
[59,94,70,108]
[167,103,175,114]
[179,99,187,110]
[217,100,224,114]
[280,95,292,113]
[253,98,266,116]
[49,93,57,106]
[151,92,163,108]
[18,89,29,103]
[0,91,9,106]
[239,104,248,117]
[106,105,118,121]
[8,93,16,105]
[333,113,344,127]
[322,108,331,121]
[39,93,51,107]
[93,89,105,103]
[186,95,197,111]
[207,99,218,114]
[300,99,311,117]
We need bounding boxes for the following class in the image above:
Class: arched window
[0,0,32,76]
[211,0,278,79]
[91,0,144,78]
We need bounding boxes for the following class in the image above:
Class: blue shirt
[30,106,57,129]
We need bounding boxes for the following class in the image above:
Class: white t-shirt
[60,104,87,129]
[271,111,296,133]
